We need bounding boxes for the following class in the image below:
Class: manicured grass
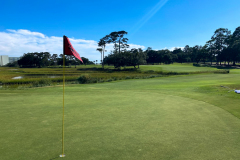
[139,63,218,72]
[1,71,240,159]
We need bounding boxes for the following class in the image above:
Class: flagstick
[60,37,66,158]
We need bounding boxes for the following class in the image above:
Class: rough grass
[0,63,230,88]
[1,69,240,159]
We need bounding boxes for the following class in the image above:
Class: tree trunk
[102,45,105,69]
[114,42,117,53]
[119,39,121,54]
[101,51,102,66]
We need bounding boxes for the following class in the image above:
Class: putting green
[1,74,240,159]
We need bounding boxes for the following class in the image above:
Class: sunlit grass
[1,72,240,159]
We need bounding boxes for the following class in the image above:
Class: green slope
[1,73,240,159]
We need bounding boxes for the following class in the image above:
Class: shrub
[39,79,52,85]
[112,77,118,81]
[107,79,113,82]
[98,79,105,83]
[77,75,91,84]
[90,78,98,83]
[149,75,157,78]
[193,63,201,67]
[31,78,52,87]
[144,70,155,73]
[106,70,113,73]
[213,70,230,74]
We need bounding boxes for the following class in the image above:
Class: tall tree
[50,54,58,66]
[146,49,158,64]
[211,28,231,65]
[146,47,152,51]
[98,31,129,68]
[162,53,173,64]
[183,45,190,53]
[192,45,202,64]
[200,45,209,64]
[129,48,147,68]
[182,45,192,62]
[206,40,215,65]
[98,37,107,68]
[228,27,240,65]
[176,51,186,64]
[231,41,240,65]
[81,57,92,66]
[183,45,194,62]
[105,31,129,54]
[18,52,51,68]
[172,48,182,55]
[230,27,240,44]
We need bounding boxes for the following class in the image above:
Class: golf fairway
[1,74,240,160]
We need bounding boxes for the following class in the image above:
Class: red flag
[64,35,83,63]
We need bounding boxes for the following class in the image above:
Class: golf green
[1,73,240,160]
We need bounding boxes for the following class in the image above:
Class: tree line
[5,26,240,68]
[98,26,240,68]
[15,52,92,68]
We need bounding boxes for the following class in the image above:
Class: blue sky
[0,0,240,61]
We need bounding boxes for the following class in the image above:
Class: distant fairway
[1,69,240,159]
[139,63,219,72]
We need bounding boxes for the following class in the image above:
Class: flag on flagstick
[63,35,83,63]
[61,35,83,158]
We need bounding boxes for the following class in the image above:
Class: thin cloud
[0,29,145,61]
[7,29,45,38]
[129,0,169,36]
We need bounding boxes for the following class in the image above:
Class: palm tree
[97,48,103,65]
[98,38,107,68]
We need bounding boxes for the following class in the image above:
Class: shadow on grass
[193,63,239,70]
[211,65,237,70]
[77,67,99,71]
